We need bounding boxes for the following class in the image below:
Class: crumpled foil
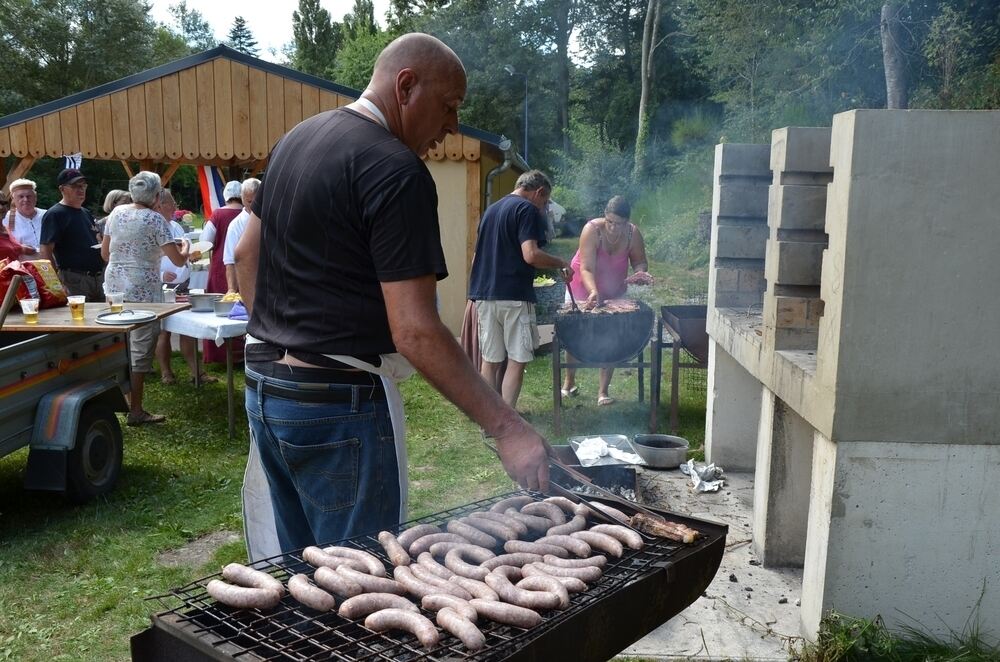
[680,459,725,492]
[574,436,644,467]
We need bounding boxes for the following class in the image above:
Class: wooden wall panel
[266,73,285,149]
[0,127,9,157]
[59,108,80,155]
[43,112,62,157]
[144,80,165,159]
[195,62,216,159]
[283,80,302,131]
[249,67,268,159]
[9,123,28,157]
[127,86,148,159]
[179,68,199,159]
[76,101,97,158]
[337,94,352,107]
[426,142,444,161]
[463,136,480,161]
[319,90,338,112]
[214,59,233,160]
[110,90,131,159]
[231,63,251,160]
[161,74,182,160]
[93,96,114,158]
[444,133,463,161]
[466,159,481,270]
[301,84,319,121]
[26,119,44,157]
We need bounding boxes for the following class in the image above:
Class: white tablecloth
[161,309,247,346]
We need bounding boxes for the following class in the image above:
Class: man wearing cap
[4,178,45,255]
[39,169,105,301]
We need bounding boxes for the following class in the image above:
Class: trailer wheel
[66,405,123,503]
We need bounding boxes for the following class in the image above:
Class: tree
[342,0,379,41]
[332,29,394,88]
[291,0,341,77]
[633,0,663,180]
[881,2,908,108]
[227,16,259,56]
[169,1,217,52]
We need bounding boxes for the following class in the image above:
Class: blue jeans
[245,366,400,553]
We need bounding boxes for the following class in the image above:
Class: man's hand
[560,266,574,282]
[494,423,551,492]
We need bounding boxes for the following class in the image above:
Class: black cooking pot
[555,300,654,363]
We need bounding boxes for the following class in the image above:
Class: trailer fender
[29,379,127,451]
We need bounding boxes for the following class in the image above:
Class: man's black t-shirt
[39,203,103,272]
[249,108,448,356]
[467,194,547,303]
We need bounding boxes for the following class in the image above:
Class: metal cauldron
[555,299,654,363]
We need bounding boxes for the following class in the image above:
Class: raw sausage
[489,495,534,513]
[521,566,588,593]
[395,565,457,600]
[313,565,363,597]
[587,501,630,523]
[303,546,367,573]
[446,519,497,548]
[589,524,644,550]
[338,592,419,619]
[444,544,496,581]
[571,530,624,558]
[396,524,443,549]
[221,563,285,595]
[428,541,471,558]
[462,515,518,542]
[503,509,552,534]
[449,575,500,601]
[481,553,543,570]
[323,546,386,577]
[288,574,336,612]
[336,566,406,595]
[543,496,580,514]
[546,515,587,536]
[489,564,523,582]
[466,511,528,537]
[409,564,474,599]
[520,501,566,525]
[542,554,607,569]
[484,572,561,611]
[536,534,591,558]
[206,579,282,610]
[416,552,454,579]
[525,561,602,583]
[365,608,440,649]
[469,598,542,629]
[516,575,570,609]
[409,533,469,556]
[504,540,569,558]
[421,594,478,622]
[377,531,411,567]
[436,607,486,651]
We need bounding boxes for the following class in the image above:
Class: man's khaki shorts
[128,321,161,373]
[476,300,539,364]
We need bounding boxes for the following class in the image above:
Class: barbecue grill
[131,492,726,662]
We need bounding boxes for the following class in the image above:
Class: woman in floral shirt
[101,171,190,425]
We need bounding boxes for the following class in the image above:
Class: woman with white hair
[101,171,191,425]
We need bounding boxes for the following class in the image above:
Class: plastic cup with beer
[107,292,125,313]
[19,298,40,323]
[68,295,86,321]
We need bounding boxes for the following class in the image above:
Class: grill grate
[145,491,717,661]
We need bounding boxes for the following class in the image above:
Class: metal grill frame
[131,491,727,662]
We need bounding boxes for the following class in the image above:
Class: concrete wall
[705,340,761,470]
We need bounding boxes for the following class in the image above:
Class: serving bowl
[189,292,222,312]
[632,434,690,469]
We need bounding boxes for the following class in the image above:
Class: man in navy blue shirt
[468,170,571,408]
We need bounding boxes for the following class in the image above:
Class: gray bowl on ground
[632,434,690,469]
[213,299,236,317]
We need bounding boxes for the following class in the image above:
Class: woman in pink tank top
[562,196,649,405]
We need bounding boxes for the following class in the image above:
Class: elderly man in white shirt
[4,178,46,255]
[222,178,260,293]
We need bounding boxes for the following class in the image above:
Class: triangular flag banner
[197,166,226,216]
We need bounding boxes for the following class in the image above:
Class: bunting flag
[197,165,226,216]
[62,153,83,170]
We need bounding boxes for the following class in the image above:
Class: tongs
[562,268,580,312]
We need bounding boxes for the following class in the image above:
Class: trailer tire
[66,405,123,503]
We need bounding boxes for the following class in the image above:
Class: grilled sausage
[396,524,443,549]
[221,563,285,595]
[503,509,553,534]
[428,541,471,558]
[410,533,469,557]
[416,552,455,579]
[589,524,645,550]
[364,608,440,649]
[462,515,518,542]
[542,554,607,569]
[323,546,386,577]
[302,546,367,573]
[516,575,570,609]
[395,565,456,600]
[535,534,591,558]
[587,501,630,523]
[520,501,566,525]
[469,598,542,629]
[484,571,561,611]
[206,579,282,610]
[571,530,624,558]
[313,565,363,597]
[466,511,528,537]
[421,594,478,622]
[446,519,497,548]
[525,561,602,583]
[288,574,336,612]
[409,564,474,599]
[444,544,496,581]
[436,607,486,651]
[338,592,419,620]
[481,553,543,570]
[336,566,406,595]
[377,531,411,567]
[520,566,588,593]
[546,515,587,536]
[489,495,534,513]
[504,540,569,558]
[449,575,500,601]
[543,496,580,514]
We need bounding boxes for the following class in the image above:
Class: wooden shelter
[0,46,526,332]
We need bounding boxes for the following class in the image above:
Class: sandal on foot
[597,396,615,406]
[560,386,579,397]
[161,374,177,385]
[127,411,167,426]
[192,373,219,385]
